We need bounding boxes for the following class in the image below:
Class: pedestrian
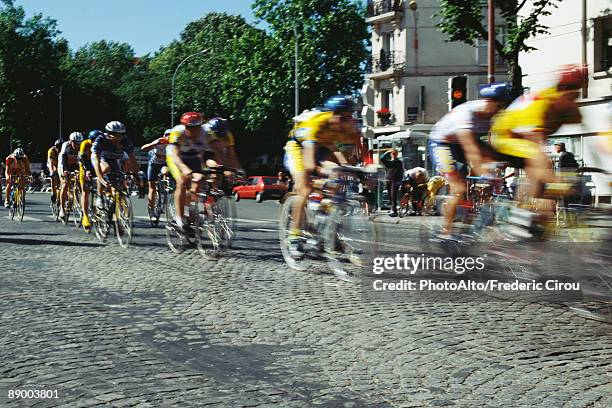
[554,142,579,171]
[404,167,428,215]
[380,148,403,216]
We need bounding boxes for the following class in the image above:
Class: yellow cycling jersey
[79,139,93,170]
[491,87,563,137]
[290,111,359,150]
[47,146,59,162]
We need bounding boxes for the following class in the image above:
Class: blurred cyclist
[58,132,83,218]
[47,139,63,203]
[429,83,512,237]
[79,130,103,230]
[490,64,587,230]
[141,129,171,212]
[4,148,31,208]
[283,95,362,256]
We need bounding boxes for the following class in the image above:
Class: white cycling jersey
[429,100,492,144]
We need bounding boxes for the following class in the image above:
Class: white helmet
[105,121,126,134]
[69,132,83,142]
[164,128,173,136]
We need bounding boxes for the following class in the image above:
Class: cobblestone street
[1,194,611,407]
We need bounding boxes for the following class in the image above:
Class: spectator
[380,148,403,216]
[555,142,579,171]
[404,167,428,215]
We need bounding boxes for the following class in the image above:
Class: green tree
[252,0,369,108]
[437,0,562,96]
[0,0,67,158]
[60,40,137,138]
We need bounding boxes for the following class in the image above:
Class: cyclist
[4,148,31,208]
[92,121,138,207]
[141,129,171,213]
[47,139,63,203]
[166,112,233,228]
[58,132,83,218]
[429,83,511,238]
[203,117,242,169]
[490,64,588,232]
[283,95,362,255]
[78,130,103,230]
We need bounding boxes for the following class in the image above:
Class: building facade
[520,0,612,202]
[361,0,507,150]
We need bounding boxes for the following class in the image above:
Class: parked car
[232,176,288,202]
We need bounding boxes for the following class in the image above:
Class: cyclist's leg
[58,166,69,215]
[430,141,467,234]
[284,142,311,242]
[166,155,192,227]
[79,165,92,227]
[146,161,161,209]
[5,175,13,206]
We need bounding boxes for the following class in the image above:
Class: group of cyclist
[2,64,600,251]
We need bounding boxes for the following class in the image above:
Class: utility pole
[581,0,588,98]
[293,24,299,117]
[58,85,63,140]
[487,0,495,83]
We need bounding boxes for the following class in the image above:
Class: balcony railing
[366,50,404,75]
[367,0,402,18]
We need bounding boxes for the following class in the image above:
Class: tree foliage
[437,0,562,96]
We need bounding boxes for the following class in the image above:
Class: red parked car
[232,176,288,202]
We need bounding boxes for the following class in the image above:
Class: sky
[15,0,257,56]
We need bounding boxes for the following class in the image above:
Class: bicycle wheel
[279,194,324,271]
[215,194,236,249]
[165,200,185,253]
[148,189,160,227]
[115,192,133,248]
[194,196,220,259]
[325,200,377,282]
[8,191,16,220]
[73,186,83,228]
[61,191,72,225]
[93,198,110,242]
[50,194,60,221]
[17,188,25,222]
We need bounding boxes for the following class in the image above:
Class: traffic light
[448,76,467,110]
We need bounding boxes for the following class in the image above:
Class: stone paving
[0,194,610,407]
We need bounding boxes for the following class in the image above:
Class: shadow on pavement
[0,237,103,248]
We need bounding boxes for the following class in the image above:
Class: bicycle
[7,174,27,221]
[148,172,172,227]
[48,173,60,222]
[91,173,134,248]
[279,165,381,282]
[165,167,238,259]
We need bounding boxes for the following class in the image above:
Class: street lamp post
[487,0,495,83]
[170,49,209,127]
[293,24,299,117]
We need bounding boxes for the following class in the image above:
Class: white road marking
[251,228,277,232]
[4,215,43,222]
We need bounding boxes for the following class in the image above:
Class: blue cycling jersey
[92,134,134,162]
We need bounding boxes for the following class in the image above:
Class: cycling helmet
[164,128,173,136]
[479,83,511,101]
[105,121,126,134]
[69,132,84,142]
[557,64,588,90]
[54,139,63,148]
[207,117,228,138]
[13,148,25,158]
[180,112,203,127]
[324,95,355,112]
[88,130,103,140]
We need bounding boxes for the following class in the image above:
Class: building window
[594,16,612,73]
[382,31,395,53]
[382,89,393,109]
[476,24,506,66]
[406,107,418,122]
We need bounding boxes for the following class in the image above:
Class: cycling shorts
[147,161,164,182]
[429,141,468,178]
[490,131,540,163]
[167,155,202,181]
[58,164,78,178]
[283,140,333,174]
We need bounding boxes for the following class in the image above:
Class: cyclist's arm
[456,130,483,176]
[332,150,349,166]
[24,157,31,175]
[126,152,139,173]
[141,139,160,152]
[47,153,55,172]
